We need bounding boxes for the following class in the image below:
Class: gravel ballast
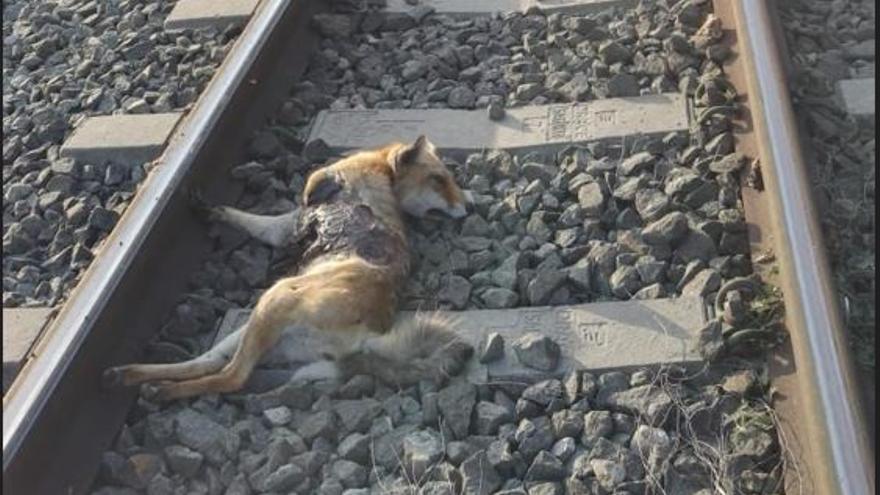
[92,367,783,495]
[2,0,242,308]
[89,2,788,493]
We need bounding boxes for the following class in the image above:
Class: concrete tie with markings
[382,0,638,17]
[306,93,690,159]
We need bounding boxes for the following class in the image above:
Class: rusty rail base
[1,1,326,493]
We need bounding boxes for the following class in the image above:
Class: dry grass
[634,367,800,495]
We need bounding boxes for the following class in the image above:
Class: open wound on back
[352,205,397,265]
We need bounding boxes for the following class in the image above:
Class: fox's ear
[393,135,432,170]
[414,135,437,154]
[412,135,426,148]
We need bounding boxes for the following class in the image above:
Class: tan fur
[104,136,472,400]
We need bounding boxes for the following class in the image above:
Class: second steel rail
[730,1,874,493]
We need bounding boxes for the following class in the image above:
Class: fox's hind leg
[103,326,244,387]
[139,260,390,400]
[138,276,308,400]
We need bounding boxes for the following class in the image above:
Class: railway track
[2,0,873,494]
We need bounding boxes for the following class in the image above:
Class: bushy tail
[336,314,474,387]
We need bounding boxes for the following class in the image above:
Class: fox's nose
[461,189,477,215]
[462,190,475,210]
[447,203,467,218]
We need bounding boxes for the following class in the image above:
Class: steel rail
[2,0,294,470]
[731,1,874,493]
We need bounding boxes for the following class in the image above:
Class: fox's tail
[336,313,474,387]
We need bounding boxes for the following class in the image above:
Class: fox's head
[388,135,470,219]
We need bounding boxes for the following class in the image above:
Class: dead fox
[103,136,474,400]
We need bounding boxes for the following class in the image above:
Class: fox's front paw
[102,367,125,389]
[188,187,220,223]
